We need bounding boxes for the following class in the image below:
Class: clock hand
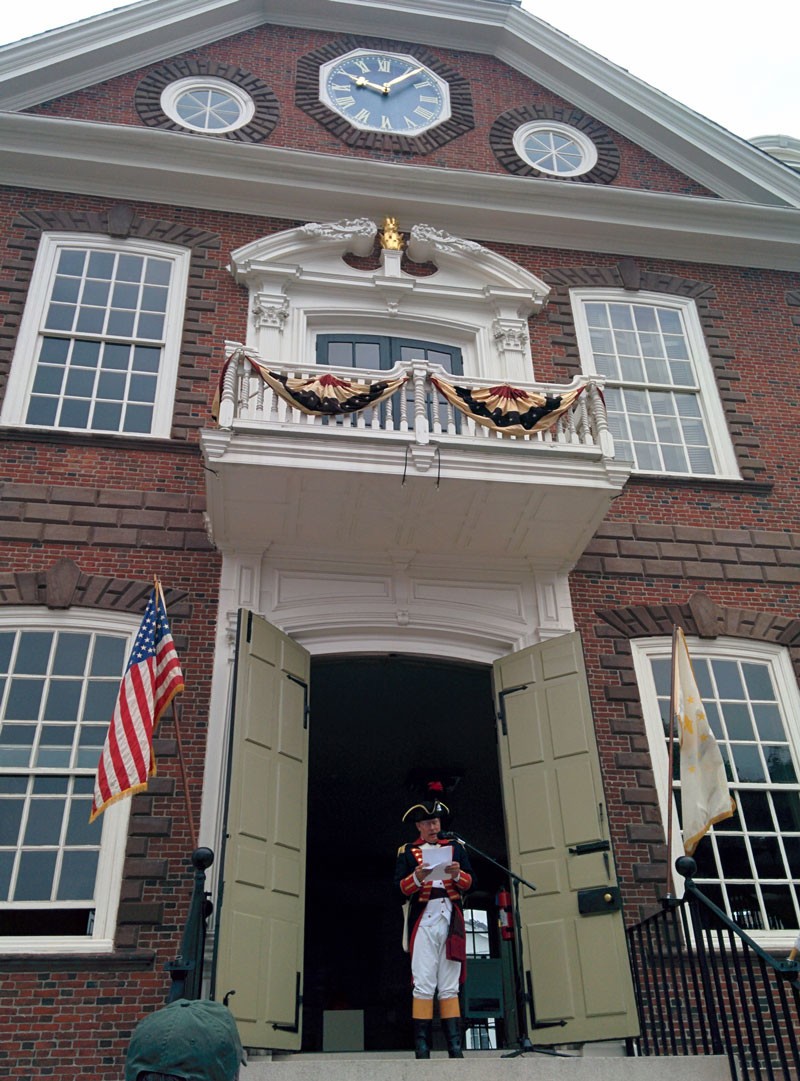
[341,71,388,94]
[381,66,424,91]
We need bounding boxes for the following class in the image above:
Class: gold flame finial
[379,216,404,250]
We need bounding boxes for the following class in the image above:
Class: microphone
[437,831,461,840]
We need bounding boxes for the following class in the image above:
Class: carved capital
[252,293,289,330]
[493,318,529,352]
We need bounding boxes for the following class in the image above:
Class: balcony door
[316,334,462,376]
[317,335,462,430]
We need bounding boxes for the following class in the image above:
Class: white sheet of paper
[420,845,452,877]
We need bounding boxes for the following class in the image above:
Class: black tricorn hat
[402,781,451,824]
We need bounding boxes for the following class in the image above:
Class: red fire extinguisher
[496,888,514,940]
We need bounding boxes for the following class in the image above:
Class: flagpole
[666,624,679,897]
[172,698,198,853]
[153,576,198,853]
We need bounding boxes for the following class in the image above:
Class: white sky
[0,1,797,140]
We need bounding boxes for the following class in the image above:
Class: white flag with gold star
[673,627,735,855]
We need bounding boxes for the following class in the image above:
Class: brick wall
[0,166,798,1073]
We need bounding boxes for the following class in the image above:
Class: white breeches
[411,912,461,1000]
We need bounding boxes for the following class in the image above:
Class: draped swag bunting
[263,368,408,416]
[431,376,586,437]
[215,352,407,418]
[215,350,589,433]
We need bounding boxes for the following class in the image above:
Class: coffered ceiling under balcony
[201,424,630,572]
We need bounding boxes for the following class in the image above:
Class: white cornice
[2,113,799,272]
[0,0,799,210]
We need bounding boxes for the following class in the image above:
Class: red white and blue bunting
[431,376,586,437]
[214,352,407,419]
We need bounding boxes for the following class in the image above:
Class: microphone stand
[441,832,569,1058]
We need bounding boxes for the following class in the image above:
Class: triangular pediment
[1,0,797,209]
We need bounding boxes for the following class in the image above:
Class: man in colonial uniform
[394,783,474,1059]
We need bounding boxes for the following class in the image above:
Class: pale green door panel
[494,631,639,1044]
[213,610,310,1050]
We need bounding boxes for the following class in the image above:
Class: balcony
[200,345,631,570]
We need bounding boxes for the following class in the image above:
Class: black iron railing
[627,856,800,1079]
[165,847,215,1002]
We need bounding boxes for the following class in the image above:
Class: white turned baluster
[411,362,430,445]
[588,383,614,457]
[240,358,253,419]
[217,351,240,428]
[576,391,591,445]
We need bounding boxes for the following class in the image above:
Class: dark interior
[302,654,509,1052]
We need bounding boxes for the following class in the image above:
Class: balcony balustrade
[214,343,615,460]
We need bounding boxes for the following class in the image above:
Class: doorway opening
[302,654,511,1052]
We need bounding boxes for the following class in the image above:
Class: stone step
[243,1052,731,1081]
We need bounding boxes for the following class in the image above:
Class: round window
[512,121,598,177]
[160,77,256,134]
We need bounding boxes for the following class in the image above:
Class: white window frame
[631,635,800,949]
[512,120,598,177]
[1,233,190,439]
[571,289,739,479]
[0,608,138,955]
[161,76,256,134]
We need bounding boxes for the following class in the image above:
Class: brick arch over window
[592,592,800,917]
[0,206,220,442]
[0,557,191,955]
[135,60,279,142]
[542,261,764,482]
[490,103,620,184]
[0,556,188,618]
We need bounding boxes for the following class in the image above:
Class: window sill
[0,424,200,455]
[626,472,773,495]
[0,948,156,971]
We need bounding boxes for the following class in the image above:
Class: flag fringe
[684,803,736,856]
[89,779,149,823]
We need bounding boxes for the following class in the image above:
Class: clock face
[319,49,451,135]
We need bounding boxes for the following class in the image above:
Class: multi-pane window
[2,233,189,437]
[571,291,737,477]
[633,639,800,941]
[0,615,133,949]
[316,334,462,375]
[316,334,463,430]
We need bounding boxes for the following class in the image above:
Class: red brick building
[0,1,799,1076]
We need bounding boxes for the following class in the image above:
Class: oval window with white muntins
[161,77,256,134]
[512,121,598,177]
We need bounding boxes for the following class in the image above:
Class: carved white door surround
[229,218,550,383]
[198,547,575,857]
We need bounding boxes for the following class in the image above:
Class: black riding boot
[414,1019,432,1059]
[442,1017,464,1058]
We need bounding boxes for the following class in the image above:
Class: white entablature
[228,218,551,381]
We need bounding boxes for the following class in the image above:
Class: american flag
[90,585,184,822]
